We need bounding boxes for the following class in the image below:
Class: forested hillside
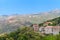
[39,17,60,26]
[0,27,60,40]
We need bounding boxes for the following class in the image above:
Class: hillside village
[32,17,60,35]
[0,16,60,40]
[33,24,60,35]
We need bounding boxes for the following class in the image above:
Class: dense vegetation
[39,17,60,26]
[0,27,60,40]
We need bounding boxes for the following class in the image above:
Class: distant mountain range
[0,9,60,34]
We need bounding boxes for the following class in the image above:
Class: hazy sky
[0,0,60,15]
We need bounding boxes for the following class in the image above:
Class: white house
[52,26,60,35]
[39,26,60,35]
[44,26,53,34]
[39,27,45,33]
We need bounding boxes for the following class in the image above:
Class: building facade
[39,26,60,35]
[33,24,39,32]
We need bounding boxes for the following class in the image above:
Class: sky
[0,0,60,15]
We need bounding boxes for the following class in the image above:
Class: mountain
[0,9,60,34]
